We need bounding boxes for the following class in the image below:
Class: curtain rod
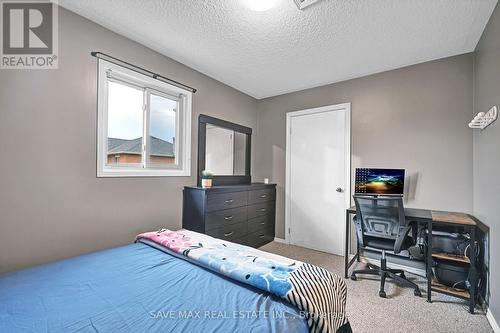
[90,51,197,93]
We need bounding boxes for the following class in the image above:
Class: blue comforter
[0,243,308,333]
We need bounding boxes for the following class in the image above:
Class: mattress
[0,242,308,333]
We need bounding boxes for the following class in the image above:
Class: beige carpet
[260,242,492,333]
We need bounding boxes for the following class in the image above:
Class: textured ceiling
[58,0,497,99]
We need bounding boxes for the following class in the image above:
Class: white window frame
[97,59,192,177]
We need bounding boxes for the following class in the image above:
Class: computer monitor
[355,168,405,196]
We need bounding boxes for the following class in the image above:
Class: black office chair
[350,195,422,298]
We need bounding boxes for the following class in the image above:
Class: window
[97,60,191,177]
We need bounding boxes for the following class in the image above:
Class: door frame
[285,103,351,249]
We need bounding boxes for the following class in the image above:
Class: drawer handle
[225,199,234,203]
[259,235,265,239]
[260,208,266,212]
[260,222,266,225]
[224,216,233,221]
[224,232,234,237]
[260,194,267,198]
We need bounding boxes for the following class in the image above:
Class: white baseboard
[487,309,500,333]
[273,237,287,244]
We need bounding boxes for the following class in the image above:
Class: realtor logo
[1,1,58,69]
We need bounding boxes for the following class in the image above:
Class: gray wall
[254,54,474,239]
[0,8,257,273]
[473,2,500,323]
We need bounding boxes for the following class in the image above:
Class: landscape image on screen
[355,168,405,195]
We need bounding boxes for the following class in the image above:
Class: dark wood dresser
[182,183,276,248]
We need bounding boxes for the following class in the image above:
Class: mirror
[198,115,252,186]
[205,125,247,176]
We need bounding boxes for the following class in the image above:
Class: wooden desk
[344,206,479,313]
[431,210,477,226]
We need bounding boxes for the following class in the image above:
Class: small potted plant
[201,170,214,189]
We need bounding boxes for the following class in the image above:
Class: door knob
[336,187,343,193]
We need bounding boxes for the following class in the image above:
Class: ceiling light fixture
[242,0,278,12]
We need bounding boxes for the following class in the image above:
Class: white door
[286,104,350,255]
[205,125,234,174]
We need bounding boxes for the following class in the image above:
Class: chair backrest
[353,195,410,253]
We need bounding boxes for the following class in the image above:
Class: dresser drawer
[247,230,274,248]
[206,191,248,212]
[206,206,247,231]
[247,215,274,234]
[233,236,248,246]
[206,221,248,242]
[248,188,276,205]
[247,202,275,220]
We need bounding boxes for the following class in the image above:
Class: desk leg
[344,211,349,278]
[469,226,476,314]
[356,241,360,262]
[427,219,432,303]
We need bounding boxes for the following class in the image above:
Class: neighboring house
[107,137,175,164]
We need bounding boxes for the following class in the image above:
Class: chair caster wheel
[414,289,422,297]
[379,291,386,298]
[350,274,357,281]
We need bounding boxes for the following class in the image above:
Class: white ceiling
[58,0,497,99]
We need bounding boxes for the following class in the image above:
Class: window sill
[97,168,191,178]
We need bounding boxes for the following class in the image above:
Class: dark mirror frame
[197,114,252,186]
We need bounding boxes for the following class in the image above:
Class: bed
[0,230,350,333]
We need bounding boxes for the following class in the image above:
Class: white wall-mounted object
[294,0,322,10]
[469,106,497,130]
